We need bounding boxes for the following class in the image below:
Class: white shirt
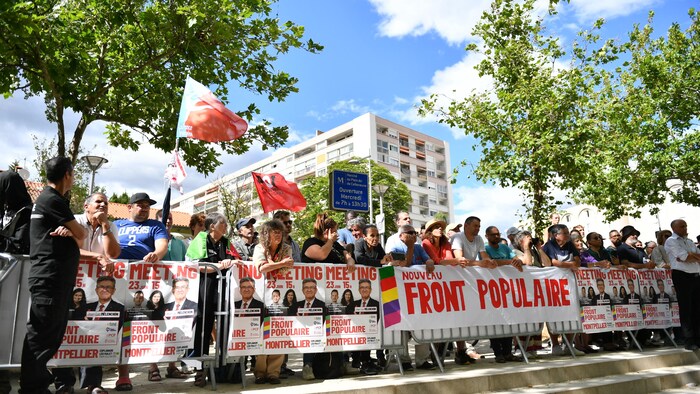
[450,232,486,260]
[665,233,700,274]
[76,213,118,254]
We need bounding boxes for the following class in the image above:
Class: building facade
[171,113,454,229]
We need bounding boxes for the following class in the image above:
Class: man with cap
[115,193,168,262]
[665,219,700,350]
[617,225,655,270]
[114,193,169,388]
[446,222,462,239]
[506,227,519,249]
[232,217,257,261]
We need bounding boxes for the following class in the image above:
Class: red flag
[252,172,307,213]
[176,76,248,142]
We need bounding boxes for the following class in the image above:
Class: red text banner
[382,265,578,331]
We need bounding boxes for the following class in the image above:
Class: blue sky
[1,0,695,232]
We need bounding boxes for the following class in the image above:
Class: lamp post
[348,156,373,222]
[373,184,389,244]
[82,155,108,193]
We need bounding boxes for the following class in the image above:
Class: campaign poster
[227,263,266,356]
[48,260,127,367]
[323,265,382,351]
[607,269,644,330]
[261,264,326,355]
[638,269,673,329]
[575,268,613,333]
[120,260,199,364]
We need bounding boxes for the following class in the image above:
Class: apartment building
[171,113,453,229]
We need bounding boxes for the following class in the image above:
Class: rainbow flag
[325,316,331,336]
[122,321,131,347]
[379,266,401,328]
[579,308,585,323]
[263,316,271,340]
[612,306,617,320]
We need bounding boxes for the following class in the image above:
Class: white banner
[380,265,579,331]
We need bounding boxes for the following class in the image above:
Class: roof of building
[22,180,191,228]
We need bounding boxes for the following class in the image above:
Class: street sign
[329,170,369,212]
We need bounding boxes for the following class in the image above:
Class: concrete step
[490,363,700,393]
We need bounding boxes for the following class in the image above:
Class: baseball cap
[447,222,462,232]
[236,217,256,230]
[506,226,519,236]
[129,192,157,205]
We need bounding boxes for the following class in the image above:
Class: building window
[389,158,400,167]
[389,144,398,152]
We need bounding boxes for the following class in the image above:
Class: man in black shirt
[20,157,86,394]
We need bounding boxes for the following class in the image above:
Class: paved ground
[4,340,696,393]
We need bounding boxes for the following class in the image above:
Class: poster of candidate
[575,268,613,333]
[120,260,199,364]
[323,265,381,352]
[227,264,267,356]
[48,260,126,367]
[638,269,674,329]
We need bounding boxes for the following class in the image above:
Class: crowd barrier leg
[514,336,529,364]
[429,343,444,373]
[627,330,644,352]
[661,328,678,348]
[384,349,403,374]
[561,334,577,358]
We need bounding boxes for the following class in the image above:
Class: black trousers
[489,337,512,357]
[672,270,700,344]
[20,285,72,393]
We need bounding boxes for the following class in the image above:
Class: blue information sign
[329,170,369,212]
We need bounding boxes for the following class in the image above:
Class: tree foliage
[0,0,322,174]
[419,0,588,237]
[571,9,700,220]
[109,192,130,204]
[294,158,412,245]
[217,177,253,238]
[31,135,104,212]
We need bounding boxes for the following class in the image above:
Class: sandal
[165,366,187,379]
[194,371,207,388]
[147,368,162,382]
[114,377,133,391]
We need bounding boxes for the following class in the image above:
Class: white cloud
[566,0,660,21]
[451,184,526,233]
[330,99,372,116]
[391,52,493,140]
[369,0,492,45]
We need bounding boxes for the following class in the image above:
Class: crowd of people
[3,159,699,394]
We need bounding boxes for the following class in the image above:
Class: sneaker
[281,366,295,376]
[416,361,436,370]
[495,355,506,363]
[525,351,539,359]
[268,377,281,385]
[401,362,414,371]
[571,347,586,356]
[504,354,523,362]
[551,345,566,356]
[302,364,315,380]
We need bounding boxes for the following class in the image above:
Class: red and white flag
[164,150,187,194]
[176,76,248,142]
[252,172,306,213]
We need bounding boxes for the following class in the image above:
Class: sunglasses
[283,220,293,225]
[402,231,417,236]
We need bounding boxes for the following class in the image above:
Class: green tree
[294,158,412,245]
[31,134,103,212]
[217,177,253,238]
[110,192,130,204]
[571,9,700,220]
[0,0,322,174]
[419,0,588,238]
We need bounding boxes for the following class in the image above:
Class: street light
[373,184,389,244]
[82,155,108,193]
[348,156,373,223]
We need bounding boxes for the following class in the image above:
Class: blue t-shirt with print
[485,243,516,260]
[115,219,168,260]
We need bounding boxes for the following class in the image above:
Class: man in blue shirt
[115,193,168,262]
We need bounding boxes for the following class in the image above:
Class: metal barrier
[181,262,225,391]
[411,322,545,371]
[0,253,30,369]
